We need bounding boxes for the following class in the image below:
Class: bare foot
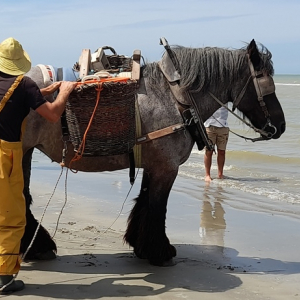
[218,174,224,179]
[205,175,212,182]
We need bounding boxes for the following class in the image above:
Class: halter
[209,54,277,141]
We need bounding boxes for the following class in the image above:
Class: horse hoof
[31,250,57,260]
[149,256,176,266]
[149,258,175,266]
[170,244,177,257]
[134,249,147,259]
[162,258,176,267]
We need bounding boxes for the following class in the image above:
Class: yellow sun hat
[0,37,31,75]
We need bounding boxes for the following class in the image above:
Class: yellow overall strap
[0,75,24,113]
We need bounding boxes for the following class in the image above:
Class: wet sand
[6,165,300,299]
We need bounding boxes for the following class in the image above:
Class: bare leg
[204,150,213,182]
[217,149,226,179]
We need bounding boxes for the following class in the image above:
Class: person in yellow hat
[0,37,77,294]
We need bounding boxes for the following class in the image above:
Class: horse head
[168,41,285,140]
[232,39,286,140]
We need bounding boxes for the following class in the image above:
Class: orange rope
[76,76,130,86]
[69,82,103,173]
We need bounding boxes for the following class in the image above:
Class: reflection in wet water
[199,185,226,252]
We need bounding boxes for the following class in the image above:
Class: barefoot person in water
[204,106,229,182]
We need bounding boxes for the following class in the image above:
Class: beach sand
[4,166,300,299]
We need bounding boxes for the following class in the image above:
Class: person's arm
[35,81,77,123]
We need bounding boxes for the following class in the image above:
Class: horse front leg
[21,148,57,260]
[124,168,178,266]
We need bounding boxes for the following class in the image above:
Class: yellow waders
[0,140,25,275]
[0,75,26,275]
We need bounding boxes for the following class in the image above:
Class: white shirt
[204,106,229,128]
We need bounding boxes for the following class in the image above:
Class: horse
[21,39,286,266]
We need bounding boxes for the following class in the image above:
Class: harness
[158,37,214,151]
[158,37,277,145]
[208,55,277,141]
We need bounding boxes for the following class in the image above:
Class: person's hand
[40,82,61,96]
[59,81,78,95]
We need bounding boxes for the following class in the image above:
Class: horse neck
[175,47,248,117]
[191,91,226,122]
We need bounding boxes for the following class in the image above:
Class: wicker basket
[66,80,137,156]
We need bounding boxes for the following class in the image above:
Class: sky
[1,0,299,74]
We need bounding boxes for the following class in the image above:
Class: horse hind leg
[124,168,178,266]
[21,148,57,260]
[21,209,57,260]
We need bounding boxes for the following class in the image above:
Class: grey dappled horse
[21,40,285,265]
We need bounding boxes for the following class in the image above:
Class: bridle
[209,54,277,141]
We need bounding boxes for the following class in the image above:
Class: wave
[275,83,300,86]
[228,150,300,164]
[191,148,300,165]
[184,147,300,206]
[221,178,300,204]
[178,168,300,205]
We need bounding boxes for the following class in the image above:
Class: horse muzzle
[261,120,285,140]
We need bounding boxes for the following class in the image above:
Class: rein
[209,92,269,142]
[208,56,277,142]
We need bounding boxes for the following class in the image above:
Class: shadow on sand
[18,243,300,299]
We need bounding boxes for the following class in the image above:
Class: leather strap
[158,38,214,151]
[136,123,185,144]
[0,75,24,113]
[57,68,63,81]
[248,57,270,119]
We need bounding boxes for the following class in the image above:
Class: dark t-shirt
[0,72,46,142]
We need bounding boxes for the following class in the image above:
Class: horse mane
[144,42,274,95]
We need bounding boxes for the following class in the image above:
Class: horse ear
[247,39,261,68]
